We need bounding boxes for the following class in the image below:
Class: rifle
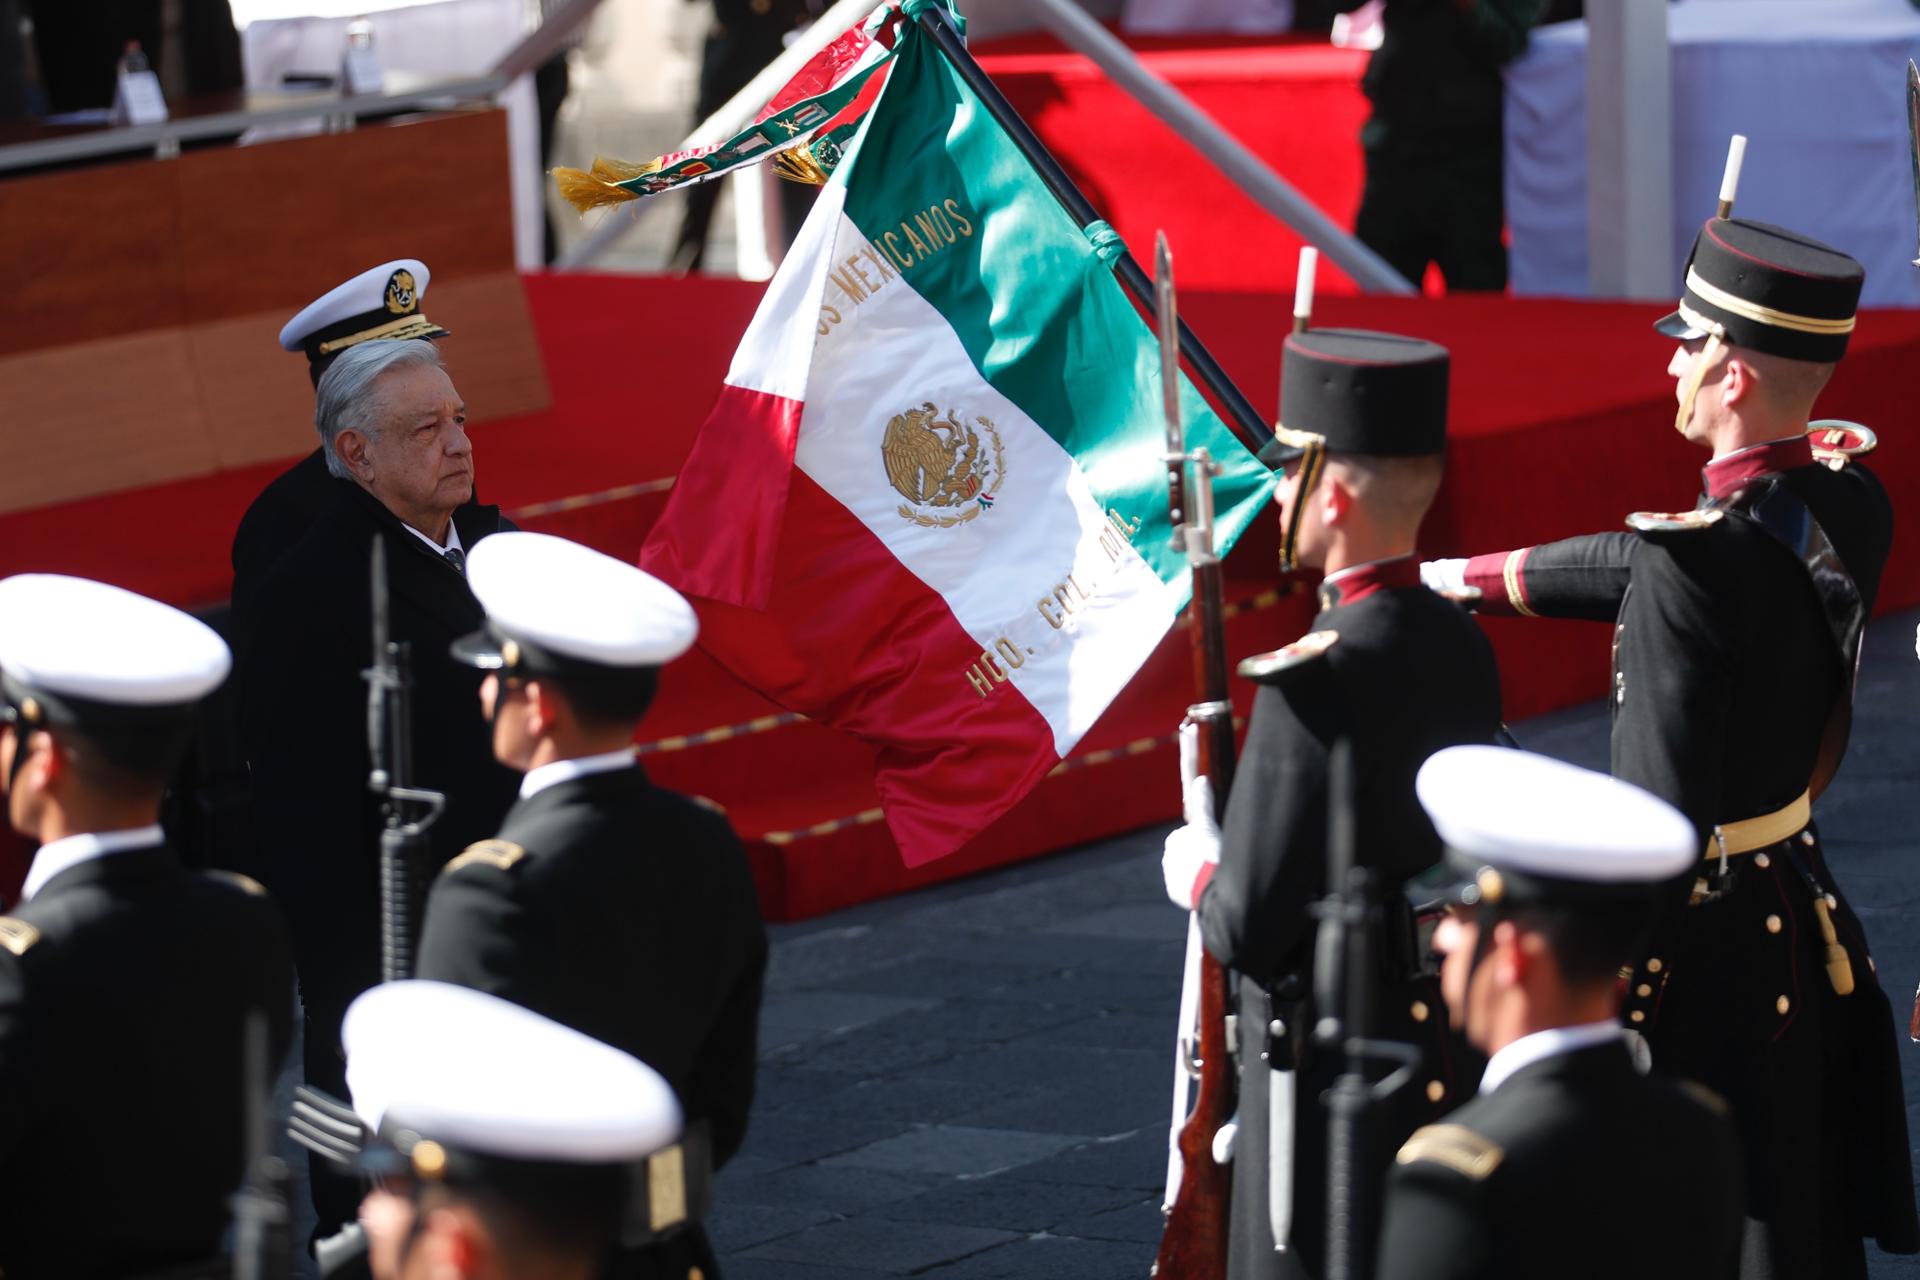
[364,536,446,983]
[230,1010,291,1280]
[1312,740,1419,1280]
[1153,232,1238,1280]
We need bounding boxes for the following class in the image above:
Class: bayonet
[1908,61,1920,264]
[1156,232,1187,549]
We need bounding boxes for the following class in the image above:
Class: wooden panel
[0,162,186,357]
[0,330,219,513]
[189,269,549,472]
[173,108,517,324]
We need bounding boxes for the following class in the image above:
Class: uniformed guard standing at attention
[1374,745,1743,1280]
[1159,329,1503,1280]
[1424,217,1920,1275]
[230,259,451,621]
[419,531,768,1280]
[0,574,295,1279]
[343,980,687,1280]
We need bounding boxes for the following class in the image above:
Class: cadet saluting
[418,531,767,1280]
[0,575,294,1279]
[1424,214,1920,1275]
[1375,745,1742,1280]
[1160,326,1502,1279]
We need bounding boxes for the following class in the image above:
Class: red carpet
[4,272,1919,917]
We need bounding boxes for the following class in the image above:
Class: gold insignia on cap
[1395,1123,1503,1181]
[411,1139,448,1180]
[1475,867,1504,904]
[385,269,419,315]
[0,916,40,956]
[445,840,526,874]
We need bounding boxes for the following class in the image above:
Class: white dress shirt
[20,823,166,903]
[402,519,464,558]
[1479,1019,1626,1095]
[519,746,638,801]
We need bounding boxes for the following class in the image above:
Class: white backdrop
[1506,0,1920,306]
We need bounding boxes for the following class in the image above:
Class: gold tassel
[552,166,641,215]
[774,147,831,187]
[590,155,663,183]
[1811,896,1856,996]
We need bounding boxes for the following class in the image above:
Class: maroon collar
[1318,555,1420,610]
[1703,435,1813,501]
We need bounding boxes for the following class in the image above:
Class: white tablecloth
[1505,1,1920,306]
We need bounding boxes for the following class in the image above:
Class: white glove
[1161,724,1221,909]
[1420,557,1468,594]
[1912,621,1920,662]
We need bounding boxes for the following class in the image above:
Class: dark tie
[443,547,466,575]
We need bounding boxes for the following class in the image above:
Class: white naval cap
[450,532,698,676]
[278,258,449,366]
[0,574,230,724]
[344,980,682,1169]
[1415,745,1695,903]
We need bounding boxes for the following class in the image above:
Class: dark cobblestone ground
[718,607,1920,1278]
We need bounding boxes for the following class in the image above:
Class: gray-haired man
[235,339,520,1249]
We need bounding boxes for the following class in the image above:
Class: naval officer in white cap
[231,259,455,618]
[417,531,766,1280]
[0,575,295,1279]
[1373,746,1741,1280]
[344,980,686,1280]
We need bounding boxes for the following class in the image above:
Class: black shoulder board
[1236,629,1338,687]
[1395,1123,1504,1181]
[1678,1079,1731,1117]
[0,916,41,957]
[445,840,528,874]
[208,870,268,896]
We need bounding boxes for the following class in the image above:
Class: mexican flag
[640,12,1273,865]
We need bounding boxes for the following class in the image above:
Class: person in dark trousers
[1160,328,1502,1280]
[0,573,294,1279]
[1374,745,1743,1280]
[238,339,519,1249]
[1425,217,1920,1276]
[1326,0,1547,291]
[418,531,767,1280]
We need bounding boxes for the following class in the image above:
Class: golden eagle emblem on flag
[881,402,1006,528]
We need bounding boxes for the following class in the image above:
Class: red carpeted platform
[972,30,1382,295]
[3,272,1918,917]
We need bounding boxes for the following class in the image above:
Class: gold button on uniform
[1766,915,1783,934]
[1777,996,1791,1015]
[1636,984,1652,998]
[1410,1000,1430,1023]
[1630,1010,1646,1024]
[1646,958,1663,974]
[1426,1080,1445,1103]
[1754,852,1771,869]
[1801,831,1816,847]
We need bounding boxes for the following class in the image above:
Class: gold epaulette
[1236,629,1338,686]
[1807,420,1877,468]
[209,870,267,897]
[1678,1079,1730,1117]
[1626,508,1724,537]
[1395,1123,1504,1181]
[445,840,527,874]
[0,916,41,957]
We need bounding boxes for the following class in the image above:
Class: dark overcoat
[1197,575,1503,1280]
[0,845,294,1279]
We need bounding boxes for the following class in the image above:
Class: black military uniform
[418,531,767,1279]
[1451,219,1919,1274]
[238,480,519,1237]
[1376,743,1742,1280]
[230,259,452,624]
[0,574,295,1280]
[1187,331,1503,1280]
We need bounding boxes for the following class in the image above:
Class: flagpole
[911,4,1277,463]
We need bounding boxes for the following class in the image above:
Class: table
[1505,0,1920,306]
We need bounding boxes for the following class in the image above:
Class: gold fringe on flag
[773,147,831,187]
[589,155,662,183]
[552,165,639,214]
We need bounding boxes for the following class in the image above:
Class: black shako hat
[1654,218,1862,363]
[1264,328,1450,469]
